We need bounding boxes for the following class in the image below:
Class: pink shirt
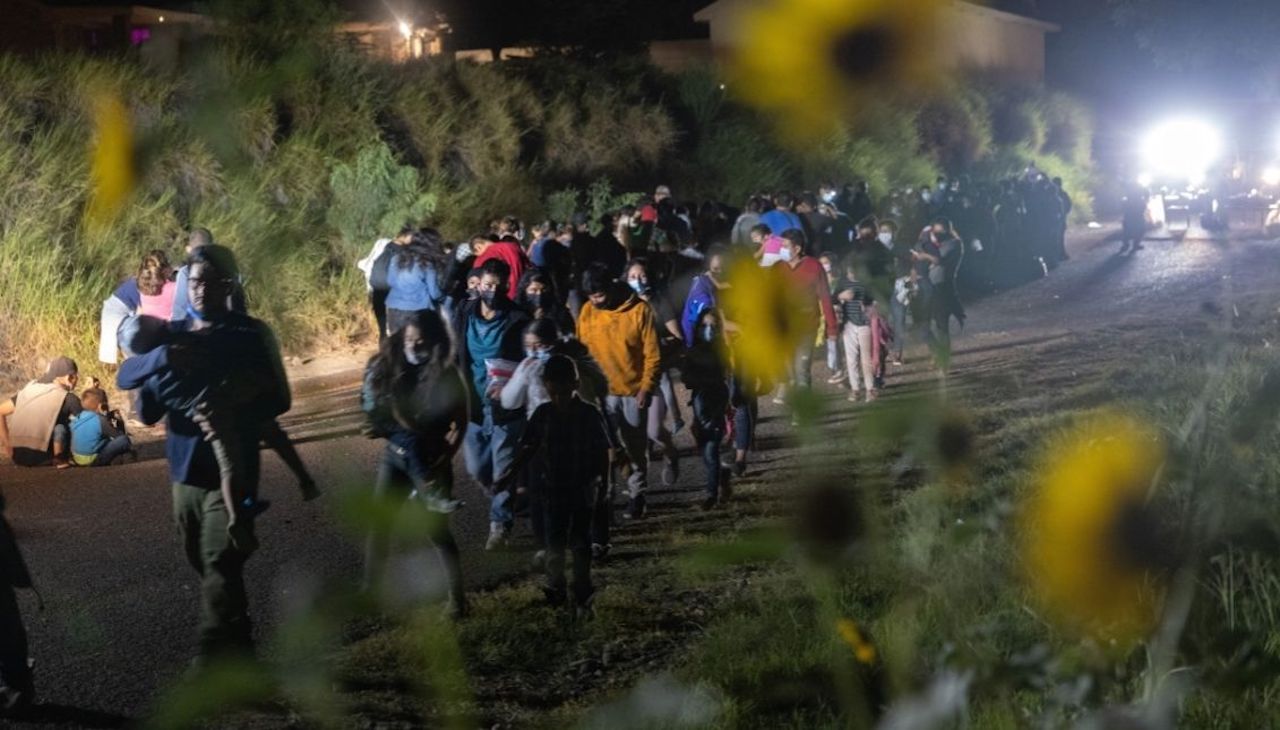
[138,279,177,321]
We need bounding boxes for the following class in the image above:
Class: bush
[327,141,437,259]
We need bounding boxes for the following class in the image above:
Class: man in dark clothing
[0,491,35,716]
[845,181,874,227]
[1052,177,1073,263]
[118,245,290,664]
[451,258,531,550]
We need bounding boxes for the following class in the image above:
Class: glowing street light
[398,20,412,39]
[1136,172,1153,188]
[1263,166,1280,187]
[1140,118,1222,186]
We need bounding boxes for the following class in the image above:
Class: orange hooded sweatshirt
[576,293,661,397]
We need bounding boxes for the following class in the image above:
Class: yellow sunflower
[86,92,136,226]
[1019,410,1167,644]
[836,618,877,665]
[722,259,814,383]
[727,0,943,142]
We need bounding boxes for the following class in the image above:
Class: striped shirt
[834,279,871,327]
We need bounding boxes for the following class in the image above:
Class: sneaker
[866,390,879,403]
[530,550,547,570]
[591,542,611,560]
[771,394,786,405]
[411,489,464,514]
[847,392,862,403]
[52,457,71,470]
[542,586,568,607]
[442,594,469,621]
[573,593,597,622]
[890,356,904,366]
[827,371,848,384]
[662,455,679,486]
[626,495,647,520]
[485,522,509,551]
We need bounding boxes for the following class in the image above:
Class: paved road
[2,223,1276,727]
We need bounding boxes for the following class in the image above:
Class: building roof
[694,0,1058,33]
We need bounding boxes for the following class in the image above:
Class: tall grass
[0,48,1093,382]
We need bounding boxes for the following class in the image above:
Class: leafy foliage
[326,142,437,258]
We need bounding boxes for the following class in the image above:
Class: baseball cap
[38,356,78,383]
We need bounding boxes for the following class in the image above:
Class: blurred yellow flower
[836,618,877,665]
[86,93,135,225]
[1019,410,1166,643]
[722,260,813,383]
[727,0,943,142]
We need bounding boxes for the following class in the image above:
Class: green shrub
[327,141,437,259]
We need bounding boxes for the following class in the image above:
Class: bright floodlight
[1136,172,1153,188]
[1264,167,1280,187]
[1140,118,1222,184]
[398,21,412,38]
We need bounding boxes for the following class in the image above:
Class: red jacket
[474,240,530,300]
[779,257,838,338]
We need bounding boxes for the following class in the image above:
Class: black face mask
[526,293,542,308]
[479,290,497,306]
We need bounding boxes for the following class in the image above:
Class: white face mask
[821,262,832,273]
[778,247,794,262]
[878,232,893,245]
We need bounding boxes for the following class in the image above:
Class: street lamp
[398,20,412,39]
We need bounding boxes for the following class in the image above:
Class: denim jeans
[889,294,908,359]
[790,341,814,390]
[364,443,464,602]
[692,388,727,499]
[730,378,757,453]
[462,405,525,525]
[90,435,133,466]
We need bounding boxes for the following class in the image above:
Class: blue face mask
[627,279,647,294]
[701,325,717,342]
[526,347,550,361]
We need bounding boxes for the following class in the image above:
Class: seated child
[70,387,134,467]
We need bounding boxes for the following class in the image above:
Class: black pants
[364,444,464,603]
[542,491,592,604]
[692,387,728,499]
[371,291,388,344]
[0,584,31,695]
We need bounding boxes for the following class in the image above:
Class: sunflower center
[830,24,895,81]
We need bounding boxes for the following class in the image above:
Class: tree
[1109,0,1280,97]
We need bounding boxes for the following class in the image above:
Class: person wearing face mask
[817,251,847,386]
[774,230,839,395]
[880,221,913,365]
[451,258,531,550]
[500,318,609,562]
[576,263,662,520]
[360,310,469,619]
[515,268,576,338]
[624,259,686,465]
[473,230,530,301]
[682,309,732,511]
[681,248,731,347]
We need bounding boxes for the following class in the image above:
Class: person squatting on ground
[361,310,469,619]
[0,358,81,469]
[117,245,291,663]
[451,258,531,551]
[576,263,665,520]
[497,354,609,619]
[69,387,134,467]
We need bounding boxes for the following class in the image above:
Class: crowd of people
[0,167,1079,714]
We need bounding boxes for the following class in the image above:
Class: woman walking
[361,310,469,618]
[385,229,448,336]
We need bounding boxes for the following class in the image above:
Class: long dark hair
[366,309,455,401]
[514,267,561,310]
[394,228,449,272]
